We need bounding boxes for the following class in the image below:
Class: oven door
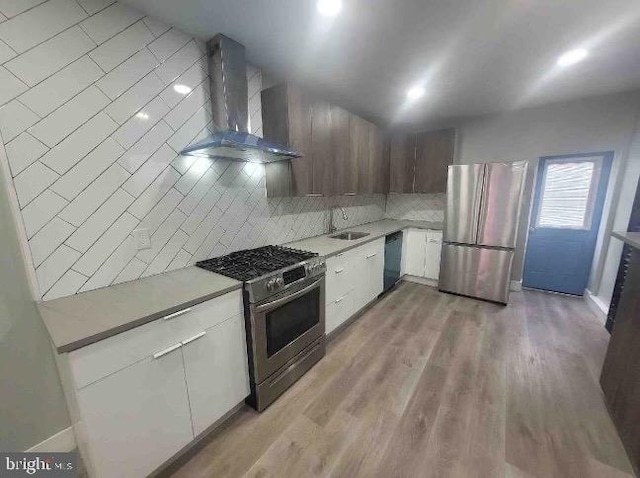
[250,277,325,384]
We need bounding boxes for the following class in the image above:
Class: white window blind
[537,160,599,229]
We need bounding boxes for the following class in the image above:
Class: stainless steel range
[196,245,326,411]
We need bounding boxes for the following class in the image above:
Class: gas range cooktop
[196,245,319,282]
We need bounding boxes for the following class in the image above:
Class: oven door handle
[256,278,323,313]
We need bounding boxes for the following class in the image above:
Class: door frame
[523,151,614,294]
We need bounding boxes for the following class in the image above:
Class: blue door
[523,152,613,295]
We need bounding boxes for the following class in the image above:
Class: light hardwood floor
[164,282,634,478]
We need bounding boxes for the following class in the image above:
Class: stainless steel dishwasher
[383,231,403,293]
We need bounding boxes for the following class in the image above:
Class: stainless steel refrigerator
[439,161,527,304]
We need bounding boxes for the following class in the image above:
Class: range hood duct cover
[180,34,301,163]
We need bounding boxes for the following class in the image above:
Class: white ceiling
[121,0,640,126]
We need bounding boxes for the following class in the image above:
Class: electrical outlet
[132,228,151,250]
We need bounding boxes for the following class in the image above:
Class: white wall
[0,0,385,301]
[454,90,640,298]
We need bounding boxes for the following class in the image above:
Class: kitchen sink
[329,231,370,240]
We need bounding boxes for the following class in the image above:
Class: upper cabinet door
[287,87,314,196]
[389,132,416,193]
[414,128,455,194]
[350,115,371,194]
[369,123,388,194]
[311,98,333,196]
[332,105,356,195]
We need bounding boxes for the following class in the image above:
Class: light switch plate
[133,228,151,250]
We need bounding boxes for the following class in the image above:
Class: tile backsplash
[385,193,446,222]
[0,0,385,300]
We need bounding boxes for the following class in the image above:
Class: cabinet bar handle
[366,253,377,259]
[152,343,182,359]
[335,267,345,273]
[335,297,345,303]
[343,192,356,196]
[306,193,323,197]
[182,331,206,345]
[162,308,192,321]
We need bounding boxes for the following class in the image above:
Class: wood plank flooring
[164,282,634,478]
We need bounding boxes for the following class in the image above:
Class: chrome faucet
[329,206,348,234]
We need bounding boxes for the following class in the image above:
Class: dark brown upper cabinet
[414,128,455,194]
[331,105,357,195]
[311,98,333,196]
[262,83,313,197]
[388,128,455,194]
[350,114,371,195]
[369,123,389,194]
[388,132,417,193]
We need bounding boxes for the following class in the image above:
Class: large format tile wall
[0,0,385,300]
[385,193,445,222]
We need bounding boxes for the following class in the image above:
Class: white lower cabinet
[182,315,250,436]
[424,231,443,280]
[326,290,355,334]
[404,228,443,281]
[354,239,384,311]
[325,238,385,334]
[405,229,427,277]
[78,347,193,478]
[62,291,250,478]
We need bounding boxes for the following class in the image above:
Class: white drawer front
[69,290,243,389]
[326,290,355,334]
[326,252,355,303]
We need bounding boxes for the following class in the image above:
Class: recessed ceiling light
[173,84,192,95]
[317,0,342,17]
[407,86,425,100]
[557,48,588,67]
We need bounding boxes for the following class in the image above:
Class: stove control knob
[276,277,284,288]
[266,279,276,291]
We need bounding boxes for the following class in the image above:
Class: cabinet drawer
[325,251,355,302]
[69,290,243,389]
[326,290,355,334]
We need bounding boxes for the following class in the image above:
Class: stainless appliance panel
[444,164,485,244]
[253,338,325,411]
[477,161,527,248]
[439,244,514,303]
[250,278,325,384]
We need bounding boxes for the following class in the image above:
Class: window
[536,158,602,229]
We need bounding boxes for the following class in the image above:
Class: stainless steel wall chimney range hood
[180,34,301,163]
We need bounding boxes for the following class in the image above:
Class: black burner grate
[196,245,318,281]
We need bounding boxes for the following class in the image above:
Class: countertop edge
[47,282,243,354]
[612,231,640,250]
[287,220,443,258]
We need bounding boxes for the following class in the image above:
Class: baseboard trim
[25,426,76,453]
[510,280,522,292]
[584,289,609,323]
[402,275,438,287]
